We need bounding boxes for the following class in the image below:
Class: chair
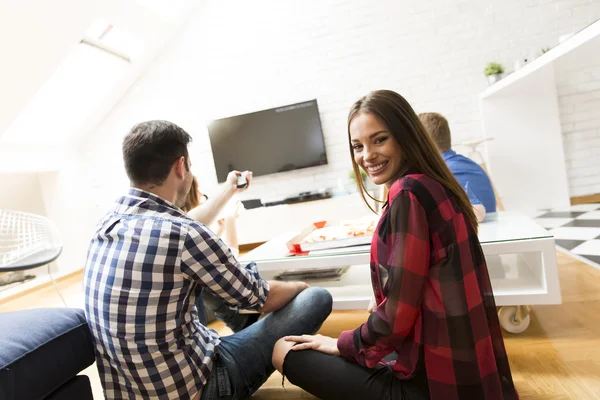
[458,137,505,211]
[0,209,66,305]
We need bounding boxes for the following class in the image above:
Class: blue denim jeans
[200,289,258,332]
[200,287,333,400]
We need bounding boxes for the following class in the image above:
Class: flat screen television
[207,100,327,182]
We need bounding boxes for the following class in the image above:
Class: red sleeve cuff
[337,329,358,360]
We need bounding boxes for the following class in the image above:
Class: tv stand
[262,189,333,207]
[283,188,332,204]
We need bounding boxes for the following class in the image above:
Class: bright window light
[85,19,113,39]
[136,0,190,19]
[82,19,144,62]
[0,42,129,147]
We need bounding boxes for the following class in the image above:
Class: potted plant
[349,169,367,185]
[484,62,504,85]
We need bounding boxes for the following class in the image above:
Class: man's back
[84,188,268,399]
[442,150,497,213]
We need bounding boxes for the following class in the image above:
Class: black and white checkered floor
[533,203,600,268]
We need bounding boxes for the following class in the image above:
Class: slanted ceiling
[0,0,197,172]
[0,1,112,138]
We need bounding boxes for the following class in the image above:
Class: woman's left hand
[284,334,340,356]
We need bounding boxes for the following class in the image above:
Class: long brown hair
[348,90,478,232]
[182,176,201,212]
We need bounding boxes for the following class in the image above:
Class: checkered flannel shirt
[84,188,269,399]
[337,172,519,400]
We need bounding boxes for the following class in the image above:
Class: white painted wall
[555,38,600,197]
[0,173,46,215]
[37,157,104,274]
[43,0,600,271]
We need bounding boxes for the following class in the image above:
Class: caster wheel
[498,306,530,334]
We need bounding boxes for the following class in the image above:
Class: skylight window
[136,0,190,19]
[81,20,144,62]
[0,41,130,147]
[0,19,146,149]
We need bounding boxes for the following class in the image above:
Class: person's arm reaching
[473,203,486,223]
[187,171,252,226]
[337,190,430,368]
[260,280,309,313]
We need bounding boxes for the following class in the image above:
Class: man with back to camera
[419,112,496,222]
[83,120,332,400]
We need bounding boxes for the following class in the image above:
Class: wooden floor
[2,251,600,399]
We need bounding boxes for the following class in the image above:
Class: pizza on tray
[301,216,378,244]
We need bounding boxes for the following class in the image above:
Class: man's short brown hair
[122,120,192,186]
[418,112,452,153]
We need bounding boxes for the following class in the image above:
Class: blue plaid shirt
[83,188,270,399]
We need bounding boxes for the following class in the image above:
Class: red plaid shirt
[337,172,518,400]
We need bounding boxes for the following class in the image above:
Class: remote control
[236,171,248,188]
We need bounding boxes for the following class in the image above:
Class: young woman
[272,90,518,400]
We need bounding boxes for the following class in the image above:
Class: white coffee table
[240,212,561,333]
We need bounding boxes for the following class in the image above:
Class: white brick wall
[79,0,600,207]
[556,37,600,197]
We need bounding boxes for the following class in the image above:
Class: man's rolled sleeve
[181,223,269,310]
[464,181,482,206]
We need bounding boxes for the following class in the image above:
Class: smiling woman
[349,113,403,187]
[347,91,477,227]
[272,90,519,400]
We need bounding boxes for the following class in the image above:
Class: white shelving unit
[479,20,600,212]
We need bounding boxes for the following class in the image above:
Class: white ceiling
[0,0,199,171]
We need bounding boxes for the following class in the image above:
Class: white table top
[477,212,551,243]
[240,212,552,266]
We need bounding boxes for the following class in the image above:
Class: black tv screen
[207,100,327,182]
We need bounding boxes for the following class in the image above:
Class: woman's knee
[272,337,295,373]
